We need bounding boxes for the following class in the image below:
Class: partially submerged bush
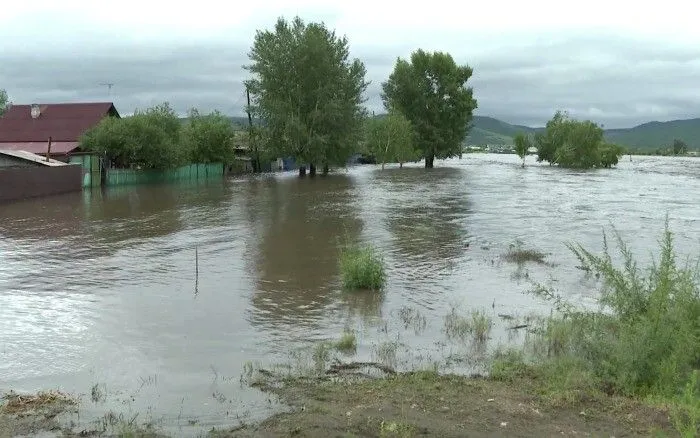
[504,240,547,265]
[524,221,700,400]
[339,243,386,290]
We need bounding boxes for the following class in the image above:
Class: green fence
[105,163,224,187]
[68,154,101,188]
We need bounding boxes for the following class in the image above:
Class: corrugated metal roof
[0,102,119,142]
[0,149,71,167]
[0,141,80,155]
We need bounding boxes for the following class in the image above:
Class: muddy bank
[221,368,676,437]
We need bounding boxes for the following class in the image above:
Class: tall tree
[381,50,477,168]
[365,112,418,169]
[0,89,9,116]
[245,17,369,177]
[513,133,531,168]
[672,139,688,155]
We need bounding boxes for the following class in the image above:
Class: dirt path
[1,371,678,437]
[224,371,676,438]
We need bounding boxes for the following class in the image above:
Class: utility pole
[245,83,259,173]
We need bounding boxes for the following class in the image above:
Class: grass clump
[444,308,493,343]
[504,239,547,265]
[339,243,386,290]
[494,221,700,434]
[335,330,358,354]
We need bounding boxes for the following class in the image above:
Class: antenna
[100,83,114,95]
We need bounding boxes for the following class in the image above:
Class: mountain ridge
[186,114,700,151]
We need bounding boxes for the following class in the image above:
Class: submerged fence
[105,163,225,187]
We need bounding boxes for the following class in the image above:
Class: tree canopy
[513,133,531,167]
[364,113,419,169]
[530,111,624,169]
[245,16,369,176]
[80,102,237,169]
[381,50,477,168]
[0,89,8,116]
[182,109,236,164]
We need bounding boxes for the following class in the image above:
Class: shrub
[339,243,386,290]
[527,221,700,399]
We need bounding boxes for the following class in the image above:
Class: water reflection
[247,175,364,330]
[376,168,473,272]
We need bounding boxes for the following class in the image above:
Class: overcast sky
[2,0,700,128]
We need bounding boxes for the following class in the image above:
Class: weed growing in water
[335,330,358,354]
[397,306,427,334]
[504,239,547,265]
[339,243,386,290]
[444,308,493,343]
[372,341,400,369]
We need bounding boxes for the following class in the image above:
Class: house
[0,102,120,187]
[0,102,120,159]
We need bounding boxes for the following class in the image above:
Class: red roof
[0,141,80,155]
[0,102,119,143]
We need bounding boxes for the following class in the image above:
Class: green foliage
[534,111,623,169]
[513,133,531,166]
[334,330,357,354]
[339,243,386,290]
[245,16,369,172]
[381,49,477,168]
[80,102,185,169]
[181,109,236,163]
[598,142,625,167]
[526,222,700,401]
[0,89,8,116]
[673,138,689,155]
[444,307,493,343]
[365,112,419,169]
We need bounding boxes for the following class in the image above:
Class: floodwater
[1,154,699,435]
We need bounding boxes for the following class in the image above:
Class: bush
[339,243,386,290]
[526,221,700,400]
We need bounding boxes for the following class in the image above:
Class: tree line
[3,16,633,171]
[80,103,237,169]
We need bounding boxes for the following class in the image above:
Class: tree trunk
[381,162,385,170]
[322,163,329,175]
[309,164,316,177]
[400,161,403,169]
[299,165,306,177]
[425,154,435,169]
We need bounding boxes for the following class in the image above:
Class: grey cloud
[2,33,699,128]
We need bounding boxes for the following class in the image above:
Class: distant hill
[179,114,700,152]
[465,115,700,151]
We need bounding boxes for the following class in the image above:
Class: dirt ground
[222,370,677,438]
[1,371,679,438]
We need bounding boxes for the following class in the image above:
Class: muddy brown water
[1,154,699,435]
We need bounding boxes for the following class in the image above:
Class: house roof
[0,141,80,155]
[0,102,119,143]
[0,149,71,167]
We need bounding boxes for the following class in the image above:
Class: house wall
[0,165,82,203]
[104,163,224,187]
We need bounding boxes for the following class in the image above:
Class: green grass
[335,330,357,354]
[339,243,386,290]
[492,220,700,435]
[444,308,493,343]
